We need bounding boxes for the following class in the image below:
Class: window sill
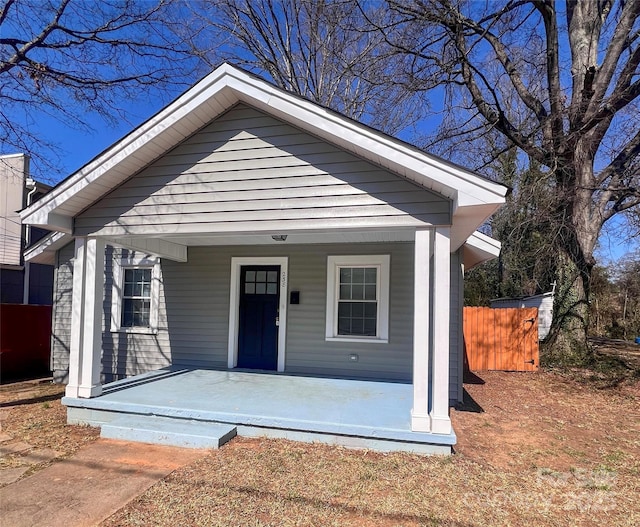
[325,336,388,344]
[111,327,159,335]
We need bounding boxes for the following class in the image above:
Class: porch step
[101,415,237,449]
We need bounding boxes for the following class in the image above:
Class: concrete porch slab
[63,369,456,454]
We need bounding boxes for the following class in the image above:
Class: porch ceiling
[143,228,417,247]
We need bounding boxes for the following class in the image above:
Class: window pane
[122,268,152,328]
[364,285,376,300]
[337,301,377,336]
[121,299,150,327]
[245,283,255,294]
[351,302,364,317]
[339,284,351,300]
[351,284,364,300]
[256,271,266,282]
[256,282,266,294]
[122,299,134,327]
[363,318,377,336]
[338,302,351,318]
[267,271,278,283]
[364,267,377,283]
[338,317,351,335]
[133,300,150,327]
[364,302,377,317]
[266,283,277,294]
[352,267,364,283]
[246,270,256,282]
[339,268,351,283]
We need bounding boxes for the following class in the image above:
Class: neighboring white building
[0,154,53,305]
[490,291,554,340]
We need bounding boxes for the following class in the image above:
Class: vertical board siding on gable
[51,242,74,383]
[74,104,451,237]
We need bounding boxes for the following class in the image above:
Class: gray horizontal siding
[157,243,414,381]
[51,242,74,382]
[97,243,414,381]
[75,103,451,237]
[52,239,464,402]
[284,243,413,381]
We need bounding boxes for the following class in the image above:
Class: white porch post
[430,227,452,434]
[65,237,105,398]
[411,228,432,432]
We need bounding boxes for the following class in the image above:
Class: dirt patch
[0,379,99,486]
[102,370,640,527]
[590,337,640,371]
[1,372,638,526]
[452,370,640,472]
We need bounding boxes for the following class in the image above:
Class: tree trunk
[541,142,602,365]
[543,247,593,364]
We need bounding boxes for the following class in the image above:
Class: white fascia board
[467,231,501,257]
[24,231,70,264]
[463,231,501,270]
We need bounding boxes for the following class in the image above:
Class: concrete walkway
[0,439,205,527]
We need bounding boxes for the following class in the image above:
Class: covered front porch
[63,368,456,454]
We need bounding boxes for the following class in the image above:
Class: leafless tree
[182,0,431,137]
[0,0,196,180]
[362,0,640,360]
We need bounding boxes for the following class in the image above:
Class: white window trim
[325,255,390,343]
[228,256,288,372]
[111,253,161,334]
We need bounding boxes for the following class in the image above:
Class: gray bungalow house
[22,64,506,453]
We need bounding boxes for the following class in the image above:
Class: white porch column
[411,228,432,432]
[430,227,452,434]
[65,237,105,398]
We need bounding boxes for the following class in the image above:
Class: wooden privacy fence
[463,306,539,372]
[0,304,52,381]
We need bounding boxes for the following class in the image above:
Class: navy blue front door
[237,266,280,370]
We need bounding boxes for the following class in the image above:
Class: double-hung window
[111,253,160,333]
[326,255,390,343]
[121,268,152,328]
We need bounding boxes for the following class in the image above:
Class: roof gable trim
[21,63,506,228]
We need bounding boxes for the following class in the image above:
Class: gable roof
[20,63,506,249]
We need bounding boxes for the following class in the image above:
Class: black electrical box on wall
[290,291,300,304]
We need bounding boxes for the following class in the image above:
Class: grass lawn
[2,345,639,526]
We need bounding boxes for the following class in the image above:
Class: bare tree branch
[0,0,198,180]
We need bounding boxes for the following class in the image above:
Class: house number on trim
[281,271,287,288]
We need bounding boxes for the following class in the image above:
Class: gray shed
[490,292,554,340]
